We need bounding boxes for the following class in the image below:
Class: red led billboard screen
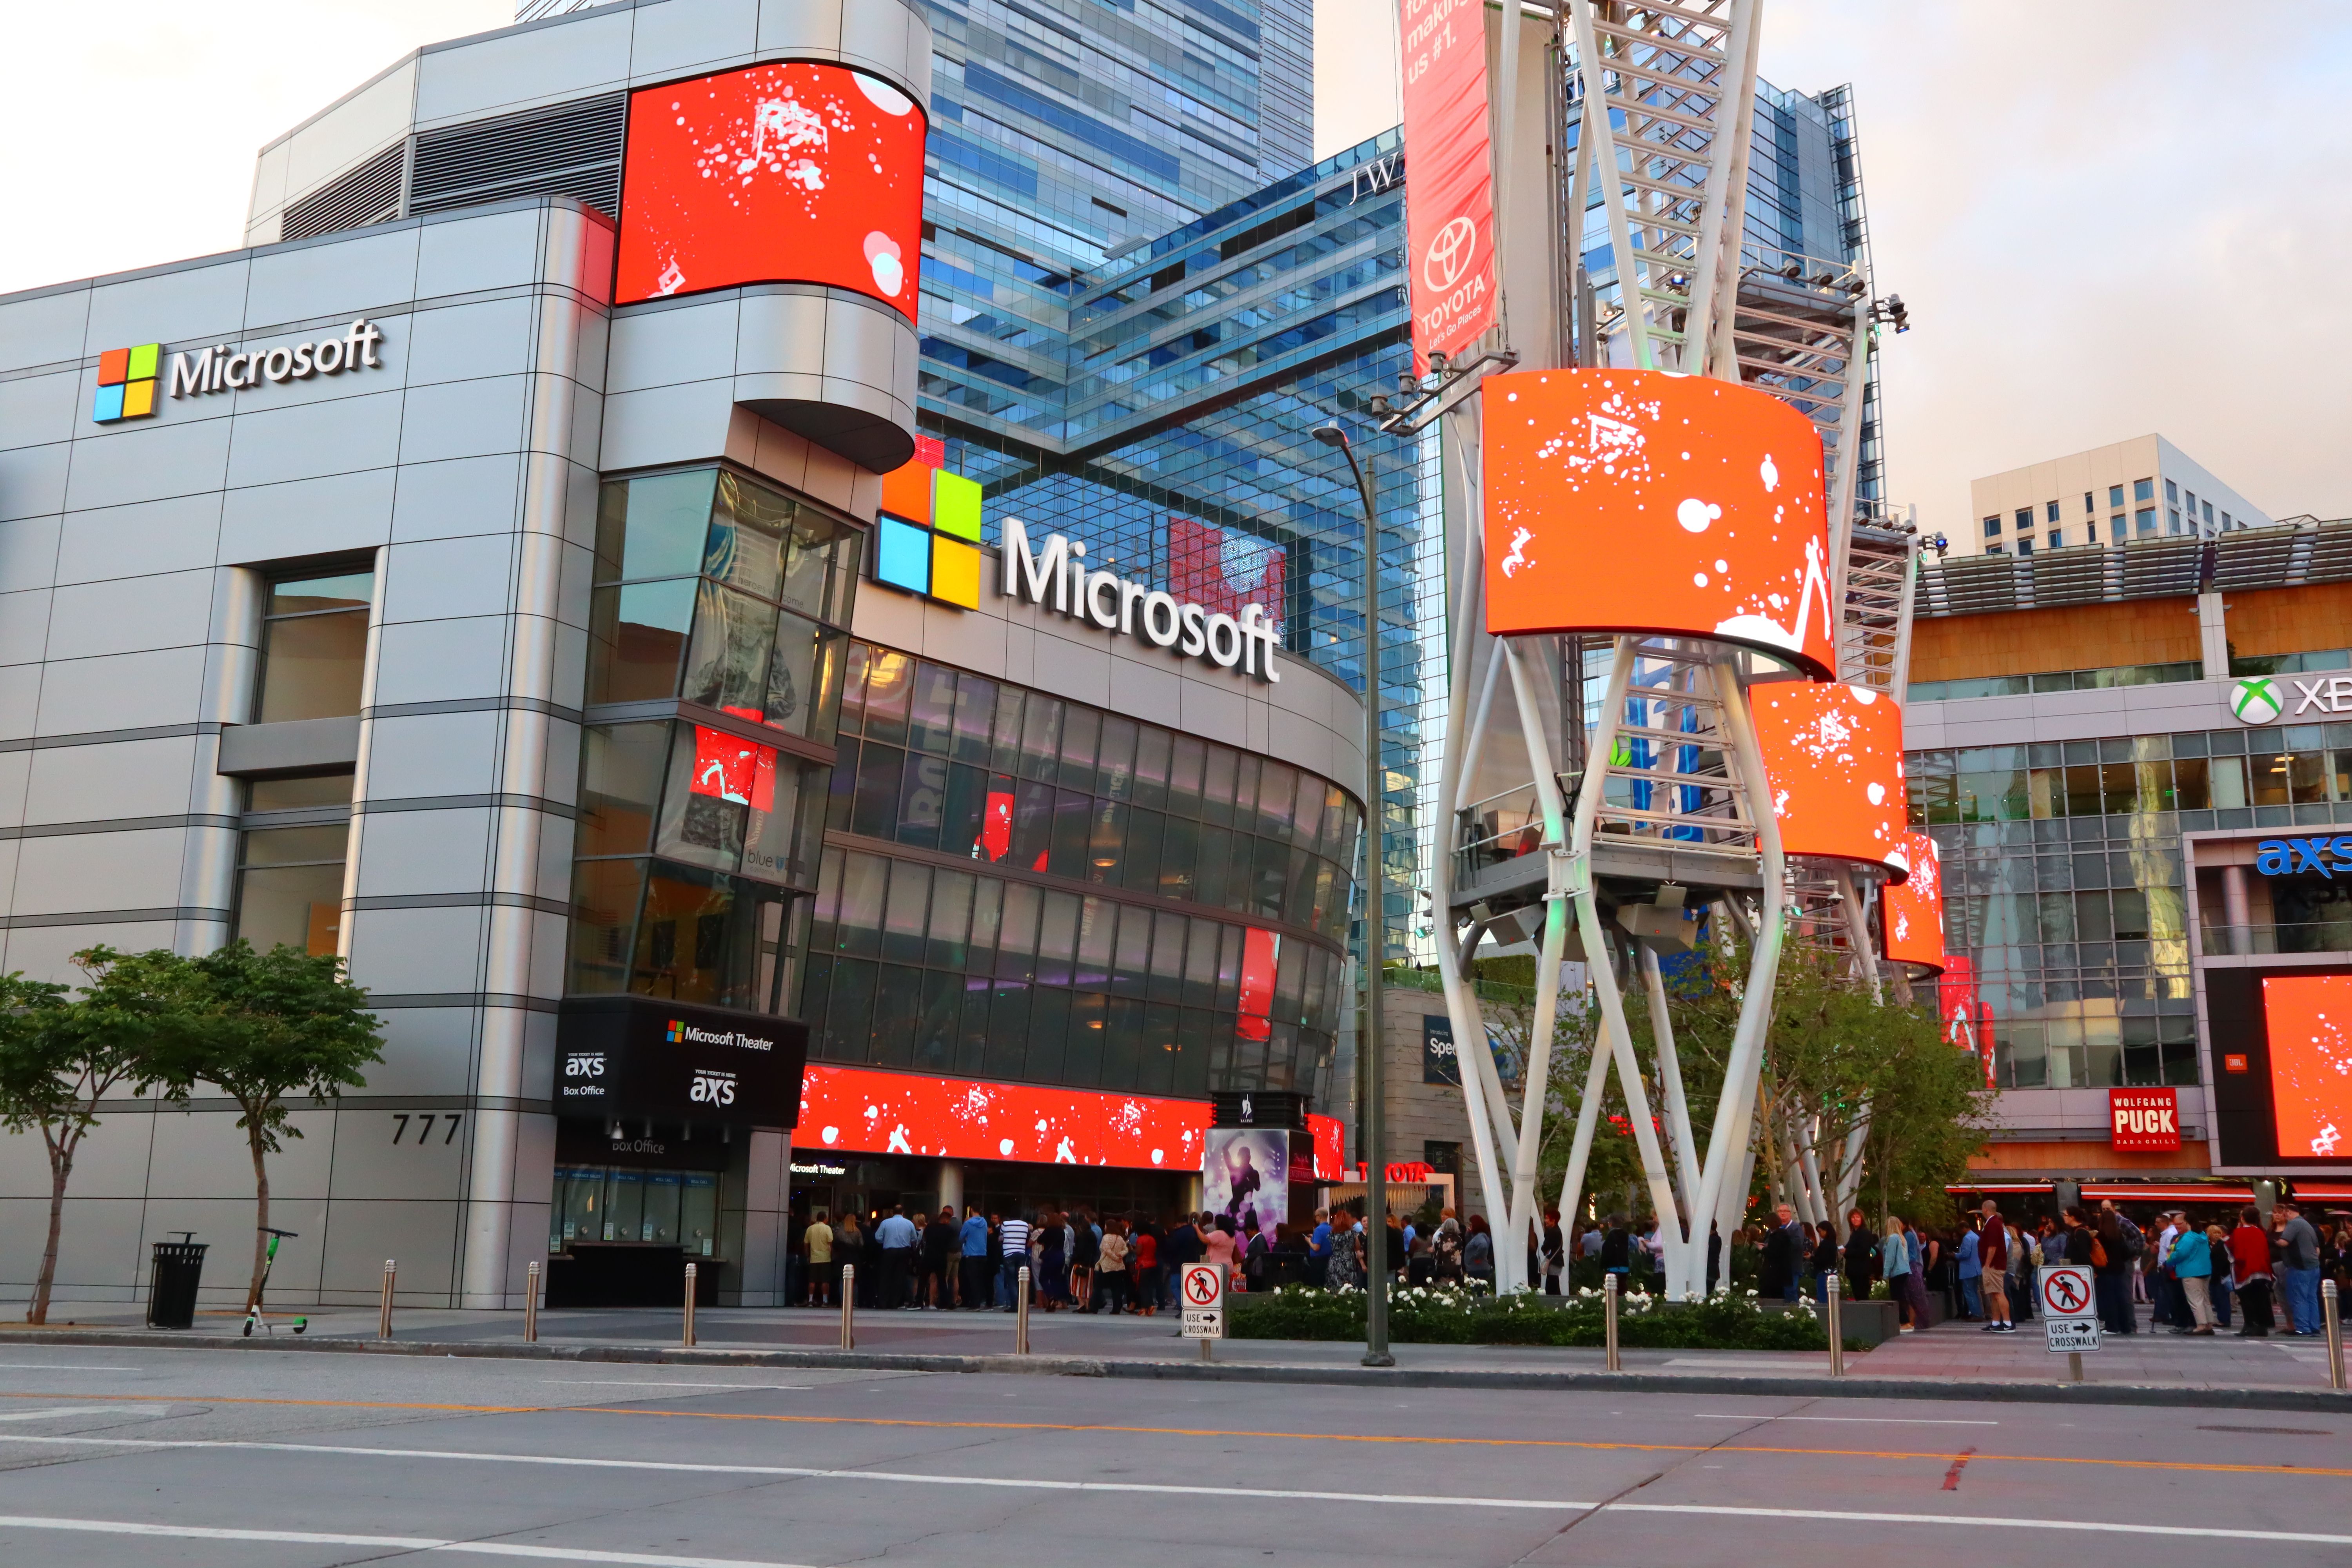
[616,62,926,316]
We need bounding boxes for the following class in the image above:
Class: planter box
[1755,1297,1896,1348]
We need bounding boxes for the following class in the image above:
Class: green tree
[147,942,383,1311]
[0,971,87,1324]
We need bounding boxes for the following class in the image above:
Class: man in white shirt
[996,1214,1032,1312]
[876,1205,918,1309]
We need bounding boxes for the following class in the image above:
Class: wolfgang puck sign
[2109,1087,2181,1152]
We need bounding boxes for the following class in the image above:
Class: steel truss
[1414,0,1914,1299]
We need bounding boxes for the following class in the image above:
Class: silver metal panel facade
[0,200,621,1310]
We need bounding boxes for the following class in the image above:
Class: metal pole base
[2067,1350,2083,1384]
[1360,1352,1396,1368]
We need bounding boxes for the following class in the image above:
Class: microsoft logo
[93,343,163,423]
[665,1018,685,1043]
[873,435,983,609]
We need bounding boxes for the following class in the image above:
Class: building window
[2045,500,2061,523]
[2111,514,2126,538]
[1983,515,2001,537]
[2202,500,2215,525]
[2014,507,2032,534]
[2164,477,2178,504]
[571,465,867,1020]
[2134,477,2154,503]
[1984,543,2004,555]
[2222,510,2233,529]
[2109,485,2125,508]
[2083,491,2094,514]
[2136,508,2157,535]
[2169,508,2182,534]
[254,569,372,723]
[2085,520,2099,544]
[2016,539,2034,557]
[2048,530,2063,549]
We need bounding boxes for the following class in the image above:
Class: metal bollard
[1825,1271,1844,1377]
[1016,1266,1032,1355]
[1603,1272,1621,1372]
[2325,1278,2346,1392]
[378,1260,396,1339]
[683,1262,698,1347]
[839,1265,856,1350]
[524,1261,540,1343]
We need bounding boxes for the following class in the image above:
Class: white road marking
[1662,1357,1820,1368]
[0,1405,174,1422]
[1690,1414,1998,1426]
[0,1478,2346,1552]
[0,1364,140,1371]
[0,1515,808,1566]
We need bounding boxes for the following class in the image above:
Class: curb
[0,1328,2345,1413]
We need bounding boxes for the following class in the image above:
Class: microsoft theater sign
[1000,518,1284,682]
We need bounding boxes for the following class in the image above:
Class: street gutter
[0,1328,2344,1414]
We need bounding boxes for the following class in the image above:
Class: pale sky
[6,2,2345,534]
[1316,0,2352,533]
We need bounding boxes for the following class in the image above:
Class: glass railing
[1911,661,2201,703]
[2201,922,2352,956]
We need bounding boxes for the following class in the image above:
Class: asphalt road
[0,1343,2342,1566]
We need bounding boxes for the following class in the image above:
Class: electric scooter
[242,1227,309,1336]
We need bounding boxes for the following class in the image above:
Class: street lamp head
[1312,421,1350,450]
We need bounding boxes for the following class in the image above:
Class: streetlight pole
[1313,419,1392,1368]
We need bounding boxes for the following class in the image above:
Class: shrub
[1228,1284,1848,1351]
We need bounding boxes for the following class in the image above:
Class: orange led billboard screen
[616,62,926,316]
[1754,681,1907,875]
[1482,369,1834,677]
[2261,975,2352,1160]
[1882,828,1945,970]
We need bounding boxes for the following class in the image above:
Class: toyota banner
[1398,0,1497,367]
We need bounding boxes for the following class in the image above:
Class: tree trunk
[29,1131,73,1326]
[246,1122,272,1313]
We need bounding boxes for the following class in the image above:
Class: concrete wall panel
[218,467,397,564]
[356,807,494,898]
[222,388,406,491]
[383,534,518,624]
[83,260,253,360]
[369,617,513,708]
[0,289,92,377]
[44,570,216,662]
[11,828,191,915]
[629,0,761,83]
[415,209,550,301]
[22,736,200,826]
[55,493,223,586]
[0,368,82,452]
[62,418,232,513]
[361,710,502,799]
[391,454,524,544]
[0,442,71,524]
[407,296,540,388]
[247,229,422,330]
[345,904,490,997]
[34,647,209,736]
[397,374,530,466]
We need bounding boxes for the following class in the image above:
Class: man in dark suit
[1760,1202,1800,1301]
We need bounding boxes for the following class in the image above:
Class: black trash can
[147,1235,207,1329]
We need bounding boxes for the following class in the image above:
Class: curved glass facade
[802,641,1360,1099]
[568,467,863,1014]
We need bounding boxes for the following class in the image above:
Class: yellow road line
[0,1390,2340,1481]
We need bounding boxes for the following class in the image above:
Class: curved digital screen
[617,62,926,317]
[1882,828,1945,971]
[1753,681,1907,875]
[798,1063,1207,1171]
[2261,975,2352,1160]
[1482,369,1834,677]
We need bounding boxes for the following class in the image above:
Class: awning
[2080,1183,2254,1204]
[1945,1182,2054,1194]
[2290,1182,2352,1202]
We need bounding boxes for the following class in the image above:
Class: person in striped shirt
[997,1213,1031,1312]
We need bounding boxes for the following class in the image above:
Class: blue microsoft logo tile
[875,515,931,596]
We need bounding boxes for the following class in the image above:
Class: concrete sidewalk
[4,1294,2344,1411]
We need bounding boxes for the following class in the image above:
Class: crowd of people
[1736,1196,2350,1338]
[789,1196,2350,1334]
[788,1202,1528,1310]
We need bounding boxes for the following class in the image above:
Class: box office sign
[555,995,808,1130]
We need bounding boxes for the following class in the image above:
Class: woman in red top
[1129,1225,1159,1317]
[2228,1205,2275,1338]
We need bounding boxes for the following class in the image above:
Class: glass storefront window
[234,823,349,956]
[255,570,372,723]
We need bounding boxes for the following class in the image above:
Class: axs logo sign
[559,1053,608,1101]
[2256,837,2352,878]
[689,1068,738,1107]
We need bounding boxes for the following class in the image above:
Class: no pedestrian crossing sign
[2038,1264,2100,1353]
[1180,1263,1225,1339]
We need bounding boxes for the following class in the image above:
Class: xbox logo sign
[2230,675,2284,725]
